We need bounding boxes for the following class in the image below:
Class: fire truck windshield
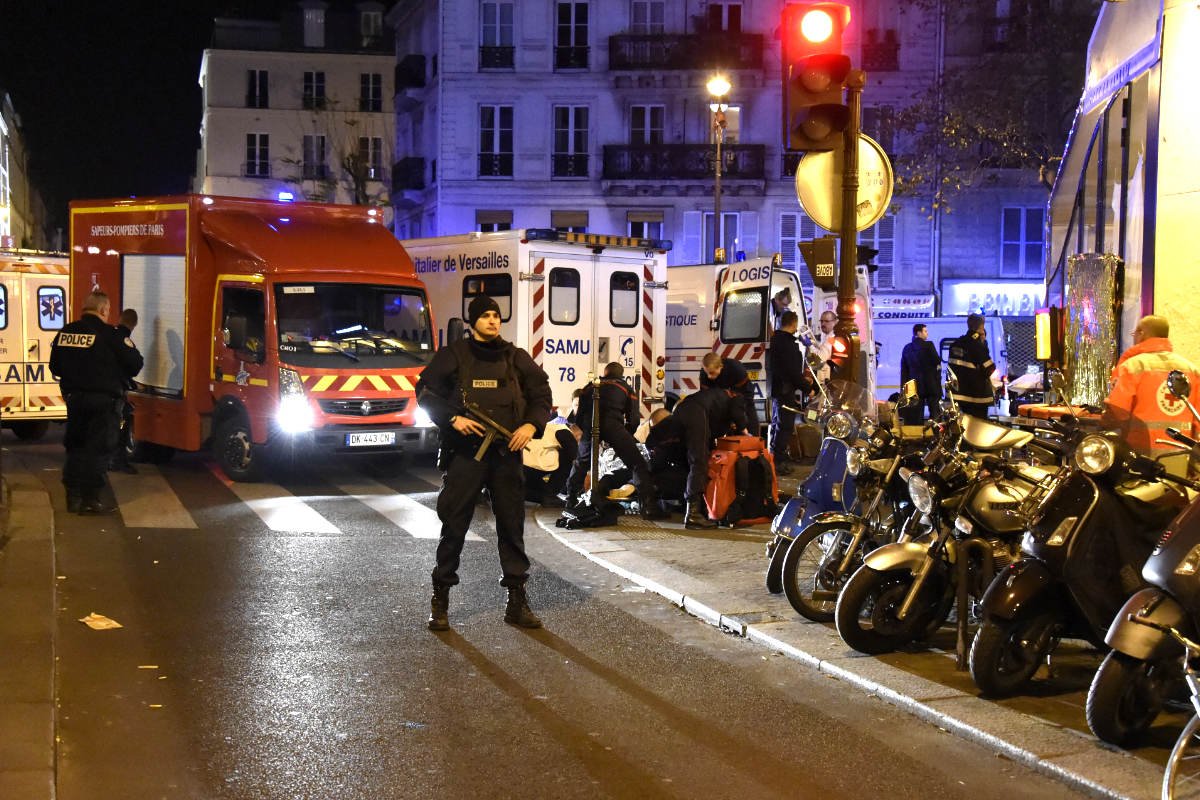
[274,282,433,367]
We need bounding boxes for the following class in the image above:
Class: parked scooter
[1085,370,1200,746]
[765,379,874,593]
[779,382,933,622]
[970,374,1192,697]
[835,396,1058,656]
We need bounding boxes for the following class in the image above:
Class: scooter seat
[962,415,1035,452]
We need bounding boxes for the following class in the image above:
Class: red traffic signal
[826,332,859,381]
[782,3,851,152]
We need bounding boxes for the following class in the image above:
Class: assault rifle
[462,399,517,461]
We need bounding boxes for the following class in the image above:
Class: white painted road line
[109,466,199,529]
[331,478,484,541]
[208,464,340,534]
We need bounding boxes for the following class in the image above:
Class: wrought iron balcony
[395,54,426,90]
[551,154,589,178]
[608,32,763,71]
[479,46,515,69]
[392,158,425,191]
[555,46,589,69]
[478,153,514,177]
[301,164,329,180]
[603,144,765,181]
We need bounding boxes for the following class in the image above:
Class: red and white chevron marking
[529,258,547,363]
[640,264,655,414]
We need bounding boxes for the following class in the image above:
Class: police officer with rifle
[49,290,143,514]
[416,295,553,631]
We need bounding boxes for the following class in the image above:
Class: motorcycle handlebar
[1168,427,1200,448]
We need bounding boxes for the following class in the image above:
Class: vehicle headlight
[846,447,865,476]
[1176,544,1200,576]
[909,473,935,514]
[277,393,314,433]
[826,411,854,440]
[1075,434,1117,475]
[413,406,435,428]
[279,367,306,397]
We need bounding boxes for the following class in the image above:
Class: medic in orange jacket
[1102,316,1200,455]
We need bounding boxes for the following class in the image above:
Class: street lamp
[707,74,731,263]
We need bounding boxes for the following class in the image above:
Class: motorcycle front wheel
[835,566,934,655]
[968,613,1057,698]
[1086,650,1169,747]
[782,521,857,622]
[1165,713,1200,800]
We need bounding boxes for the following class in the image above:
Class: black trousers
[111,397,134,467]
[957,401,992,419]
[566,421,654,501]
[769,397,796,460]
[900,395,940,425]
[63,392,120,497]
[672,402,712,501]
[433,449,529,589]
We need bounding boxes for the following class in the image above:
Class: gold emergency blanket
[1065,252,1121,406]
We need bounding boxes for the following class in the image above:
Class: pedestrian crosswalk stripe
[330,477,483,541]
[109,466,199,529]
[208,463,340,534]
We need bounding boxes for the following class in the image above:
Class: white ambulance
[665,256,877,422]
[872,315,1008,404]
[401,229,671,416]
[0,249,70,440]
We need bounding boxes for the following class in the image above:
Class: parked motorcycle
[970,383,1191,697]
[779,383,934,622]
[1084,370,1200,746]
[835,409,1058,655]
[765,379,874,593]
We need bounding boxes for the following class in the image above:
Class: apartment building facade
[0,91,53,250]
[195,1,396,211]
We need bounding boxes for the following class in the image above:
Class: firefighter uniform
[700,357,759,433]
[49,310,143,513]
[415,295,553,629]
[1104,337,1200,454]
[565,375,661,515]
[947,326,996,419]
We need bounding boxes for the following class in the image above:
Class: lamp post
[707,74,730,263]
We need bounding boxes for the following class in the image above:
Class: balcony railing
[608,32,763,71]
[478,153,514,177]
[395,54,426,90]
[551,154,589,178]
[554,46,589,69]
[862,29,899,72]
[781,152,802,178]
[480,45,515,69]
[242,162,272,178]
[392,157,425,190]
[603,144,765,181]
[359,96,383,112]
[302,95,327,111]
[302,164,329,180]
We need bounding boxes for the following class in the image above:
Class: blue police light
[735,251,747,262]
[278,191,295,202]
[335,323,365,336]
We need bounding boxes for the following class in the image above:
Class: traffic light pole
[835,69,867,386]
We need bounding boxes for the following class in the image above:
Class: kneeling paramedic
[416,295,554,631]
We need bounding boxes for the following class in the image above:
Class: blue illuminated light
[279,217,290,223]
[335,324,365,335]
[278,191,295,202]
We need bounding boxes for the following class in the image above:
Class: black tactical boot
[428,586,450,631]
[78,492,117,515]
[66,491,83,514]
[641,494,670,521]
[504,585,543,629]
[684,500,717,530]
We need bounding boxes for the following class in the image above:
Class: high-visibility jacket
[1103,337,1200,454]
[947,331,996,407]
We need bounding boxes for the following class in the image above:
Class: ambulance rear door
[20,273,68,417]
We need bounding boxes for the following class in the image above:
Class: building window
[462,273,513,321]
[628,210,663,240]
[476,209,513,232]
[610,271,639,327]
[778,211,830,277]
[359,73,382,112]
[704,212,739,261]
[480,2,515,68]
[631,1,664,34]
[630,105,664,145]
[303,7,326,47]
[360,10,383,45]
[246,69,268,108]
[245,133,270,177]
[552,106,589,178]
[479,105,514,177]
[711,105,741,144]
[861,105,895,155]
[549,268,581,324]
[555,3,589,69]
[303,71,326,109]
[1002,207,1045,277]
[860,213,896,289]
[302,134,326,179]
[706,2,742,32]
[358,137,384,180]
[551,210,588,233]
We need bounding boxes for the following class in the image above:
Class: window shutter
[682,211,702,263]
[738,211,758,258]
[778,212,798,271]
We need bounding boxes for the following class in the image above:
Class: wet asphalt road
[13,431,1085,800]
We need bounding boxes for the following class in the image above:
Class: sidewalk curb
[539,517,1138,800]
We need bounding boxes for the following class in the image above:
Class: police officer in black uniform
[416,295,554,631]
[947,313,996,419]
[564,361,665,519]
[646,386,747,529]
[700,352,759,434]
[49,290,143,514]
[767,310,814,476]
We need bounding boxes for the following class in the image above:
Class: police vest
[454,339,524,432]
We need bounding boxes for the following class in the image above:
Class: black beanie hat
[468,294,501,327]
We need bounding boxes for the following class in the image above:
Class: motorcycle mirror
[1168,369,1191,400]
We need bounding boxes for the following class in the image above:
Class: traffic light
[827,333,851,378]
[782,3,851,152]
